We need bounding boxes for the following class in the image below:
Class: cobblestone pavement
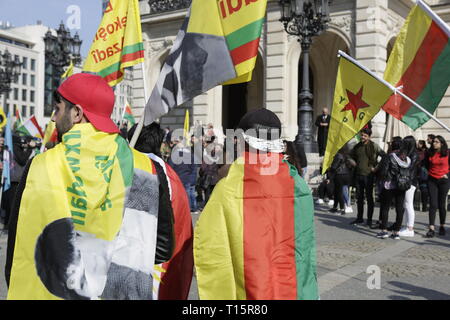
[1,200,450,300]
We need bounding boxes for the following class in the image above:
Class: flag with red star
[322,56,392,174]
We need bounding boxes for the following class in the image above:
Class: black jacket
[378,151,411,186]
[330,153,352,176]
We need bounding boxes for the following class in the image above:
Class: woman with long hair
[417,140,429,212]
[399,136,419,237]
[283,140,303,176]
[424,135,449,238]
[376,138,411,240]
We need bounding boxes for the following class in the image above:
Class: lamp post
[0,48,22,110]
[279,0,331,153]
[43,21,82,116]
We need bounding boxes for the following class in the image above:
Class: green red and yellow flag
[383,0,450,130]
[83,0,144,86]
[194,152,317,300]
[123,102,136,127]
[322,56,392,174]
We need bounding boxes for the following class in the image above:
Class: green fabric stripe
[123,113,136,126]
[72,218,85,225]
[122,42,144,55]
[402,41,450,130]
[98,62,120,78]
[115,135,133,188]
[225,18,264,51]
[285,160,318,300]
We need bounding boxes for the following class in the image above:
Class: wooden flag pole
[130,62,149,148]
[338,50,450,134]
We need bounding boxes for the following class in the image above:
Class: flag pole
[129,62,148,148]
[338,50,450,134]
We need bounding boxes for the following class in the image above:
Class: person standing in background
[315,108,331,157]
[424,135,449,238]
[417,140,429,212]
[349,128,385,227]
[399,136,419,237]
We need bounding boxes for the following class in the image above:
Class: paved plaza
[1,199,449,300]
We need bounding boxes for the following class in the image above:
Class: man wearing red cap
[5,73,174,300]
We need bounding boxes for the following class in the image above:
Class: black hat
[237,108,281,140]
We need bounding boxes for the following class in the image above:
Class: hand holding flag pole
[338,50,450,133]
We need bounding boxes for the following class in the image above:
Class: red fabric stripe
[243,152,297,299]
[159,163,193,300]
[383,22,449,119]
[30,116,44,137]
[121,50,144,64]
[230,38,259,66]
[104,70,123,84]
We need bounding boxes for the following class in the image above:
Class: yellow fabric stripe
[384,5,432,85]
[187,0,223,36]
[222,57,257,85]
[194,157,246,300]
[219,0,266,36]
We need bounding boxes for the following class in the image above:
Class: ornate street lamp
[43,21,82,117]
[0,48,23,108]
[279,0,331,154]
[43,21,82,69]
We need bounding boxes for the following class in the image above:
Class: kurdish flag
[382,0,450,130]
[16,116,44,139]
[194,152,317,300]
[322,55,392,174]
[144,0,267,125]
[122,101,136,127]
[14,107,22,130]
[83,0,144,86]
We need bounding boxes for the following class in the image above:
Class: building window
[5,104,9,115]
[14,88,18,100]
[13,104,17,115]
[22,89,27,101]
[30,74,35,87]
[31,59,36,71]
[22,105,26,117]
[30,90,35,103]
[22,57,27,69]
[30,106,35,116]
[22,73,27,85]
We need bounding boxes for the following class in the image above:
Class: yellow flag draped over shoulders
[322,57,392,174]
[8,123,159,300]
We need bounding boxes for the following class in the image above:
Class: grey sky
[0,0,103,58]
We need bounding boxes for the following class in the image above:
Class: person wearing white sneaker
[328,199,334,207]
[398,227,414,237]
[316,198,324,205]
[399,136,419,238]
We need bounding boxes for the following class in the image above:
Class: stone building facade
[132,0,450,152]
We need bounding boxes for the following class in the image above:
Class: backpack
[396,165,412,191]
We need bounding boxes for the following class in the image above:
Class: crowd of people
[0,73,447,300]
[2,73,316,300]
[315,128,449,240]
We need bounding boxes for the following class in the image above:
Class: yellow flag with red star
[322,56,393,174]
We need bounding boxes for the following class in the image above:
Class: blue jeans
[342,185,349,206]
[184,183,197,212]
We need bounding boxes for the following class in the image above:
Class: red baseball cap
[57,73,119,133]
